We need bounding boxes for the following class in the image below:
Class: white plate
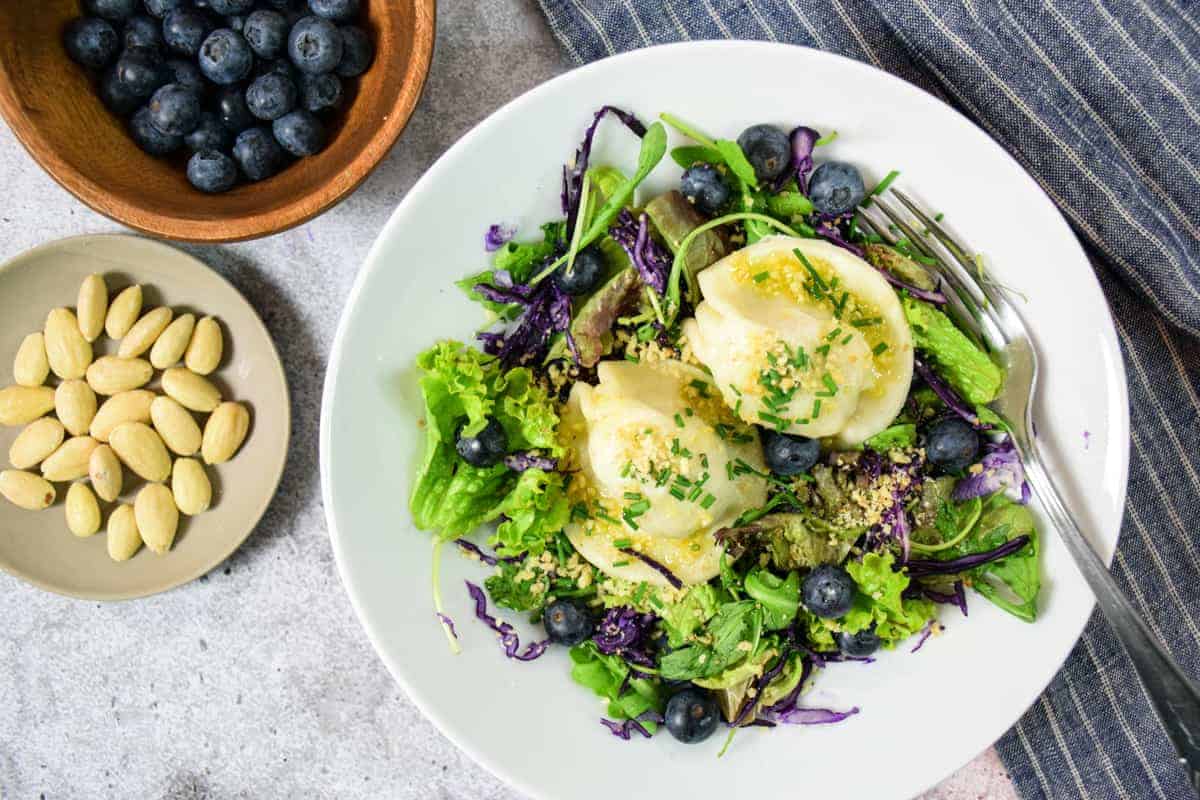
[321,42,1129,800]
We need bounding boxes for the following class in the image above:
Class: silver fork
[861,188,1200,792]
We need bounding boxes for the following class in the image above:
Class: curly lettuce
[805,551,935,650]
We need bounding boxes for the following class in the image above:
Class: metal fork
[861,189,1200,792]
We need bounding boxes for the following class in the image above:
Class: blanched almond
[89,444,122,502]
[0,470,55,510]
[44,308,92,380]
[162,367,221,412]
[105,285,142,339]
[0,385,55,426]
[55,380,97,437]
[118,307,172,359]
[9,418,65,469]
[201,401,249,464]
[41,436,99,482]
[150,395,201,456]
[77,274,108,342]
[107,504,141,561]
[184,316,223,375]
[66,483,101,537]
[13,332,49,387]
[149,313,195,370]
[109,422,171,482]
[86,356,153,396]
[135,483,178,554]
[172,457,211,515]
[90,390,155,442]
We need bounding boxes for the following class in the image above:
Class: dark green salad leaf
[659,600,763,681]
[743,567,801,630]
[570,641,663,724]
[938,494,1040,622]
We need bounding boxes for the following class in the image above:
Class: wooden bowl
[0,1,435,242]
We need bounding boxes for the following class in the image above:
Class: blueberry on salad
[809,162,866,216]
[64,18,120,70]
[801,565,857,619]
[736,123,791,183]
[553,246,606,296]
[924,417,980,474]
[455,418,507,468]
[680,163,731,217]
[664,689,720,744]
[543,599,593,646]
[761,429,820,476]
[836,626,881,657]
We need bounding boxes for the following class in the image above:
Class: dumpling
[684,236,913,447]
[561,358,768,588]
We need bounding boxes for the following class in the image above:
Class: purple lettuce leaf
[609,209,669,295]
[952,437,1031,505]
[465,580,550,661]
[618,546,683,589]
[563,106,648,235]
[484,224,515,252]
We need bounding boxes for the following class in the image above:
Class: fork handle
[1018,437,1200,791]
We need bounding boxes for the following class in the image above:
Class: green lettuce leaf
[491,469,570,557]
[660,600,763,681]
[456,222,565,315]
[743,567,800,630]
[659,583,723,647]
[570,641,663,724]
[805,551,934,650]
[942,495,1040,622]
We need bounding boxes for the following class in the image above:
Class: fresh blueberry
[114,46,167,98]
[924,417,979,474]
[680,163,731,217]
[553,246,605,296]
[129,106,182,155]
[163,8,214,56]
[184,111,232,152]
[147,83,201,135]
[335,25,373,77]
[84,0,138,21]
[100,67,143,115]
[737,124,791,183]
[288,16,343,75]
[809,162,866,216]
[64,17,120,70]
[801,564,857,619]
[455,417,507,467]
[245,72,297,120]
[207,0,255,13]
[215,84,255,131]
[198,29,253,85]
[143,0,186,19]
[298,72,341,112]
[272,109,325,156]
[227,15,246,33]
[664,689,720,744]
[255,57,299,81]
[262,0,300,8]
[163,58,205,93]
[543,599,593,646]
[187,150,238,193]
[243,10,289,59]
[307,0,360,22]
[232,126,286,181]
[835,625,881,658]
[761,429,820,476]
[123,14,164,52]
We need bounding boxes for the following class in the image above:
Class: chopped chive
[758,411,786,427]
[674,413,685,428]
[700,453,709,469]
[867,169,901,202]
[684,407,694,417]
[728,384,742,396]
[673,474,693,487]
[822,373,838,395]
[752,271,770,283]
[825,327,843,342]
[833,292,849,319]
[873,342,889,355]
[613,537,633,549]
[812,398,822,418]
[621,515,640,531]
[613,560,631,567]
[700,493,717,509]
[814,130,838,146]
[624,352,639,363]
[688,379,711,397]
[623,491,643,500]
[851,317,882,327]
[732,432,754,444]
[841,334,853,345]
[725,461,735,480]
[687,486,704,502]
[570,502,590,522]
[619,461,633,478]
[669,486,686,500]
[633,582,648,605]
[934,212,945,221]
[816,344,831,357]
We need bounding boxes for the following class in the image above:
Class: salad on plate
[407,107,1038,750]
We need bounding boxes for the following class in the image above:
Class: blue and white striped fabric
[535,2,1200,798]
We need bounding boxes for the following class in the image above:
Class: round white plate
[321,42,1128,800]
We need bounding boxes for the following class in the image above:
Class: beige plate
[0,235,289,600]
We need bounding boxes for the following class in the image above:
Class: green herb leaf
[744,568,801,630]
[713,139,759,189]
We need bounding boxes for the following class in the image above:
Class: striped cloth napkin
[534,2,1200,798]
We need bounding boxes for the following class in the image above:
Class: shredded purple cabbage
[454,539,522,567]
[484,224,515,252]
[910,619,939,653]
[952,437,1031,504]
[731,653,792,727]
[886,273,947,304]
[609,210,669,294]
[465,581,550,661]
[865,450,924,560]
[503,452,558,472]
[562,106,647,234]
[814,213,866,258]
[764,706,861,726]
[905,534,1032,577]
[618,547,683,589]
[593,606,658,669]
[913,359,986,429]
[600,710,663,740]
[476,271,574,369]
[436,612,458,640]
[916,580,969,617]
[788,126,819,194]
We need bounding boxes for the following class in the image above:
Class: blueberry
[84,0,138,21]
[64,17,120,70]
[924,417,979,474]
[307,0,360,22]
[809,162,866,216]
[761,429,820,476]
[255,57,299,81]
[207,0,255,13]
[227,15,246,33]
[129,106,182,155]
[198,29,253,85]
[553,246,605,296]
[455,418,507,467]
[243,10,289,59]
[215,84,255,131]
[680,163,731,217]
[542,599,593,646]
[245,72,297,120]
[335,25,373,77]
[288,16,343,75]
[99,67,142,115]
[163,58,205,93]
[272,109,325,156]
[736,124,791,183]
[123,14,164,52]
[184,111,232,152]
[801,564,857,619]
[664,689,720,744]
[232,126,286,181]
[835,626,881,658]
[298,72,341,112]
[114,46,167,98]
[147,83,201,135]
[143,0,186,19]
[187,150,238,193]
[163,8,214,56]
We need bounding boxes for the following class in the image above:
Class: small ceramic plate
[0,234,289,600]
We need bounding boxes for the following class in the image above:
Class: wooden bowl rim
[0,0,436,243]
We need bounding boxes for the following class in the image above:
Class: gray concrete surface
[0,2,1017,798]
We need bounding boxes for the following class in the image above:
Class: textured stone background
[0,2,1018,798]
